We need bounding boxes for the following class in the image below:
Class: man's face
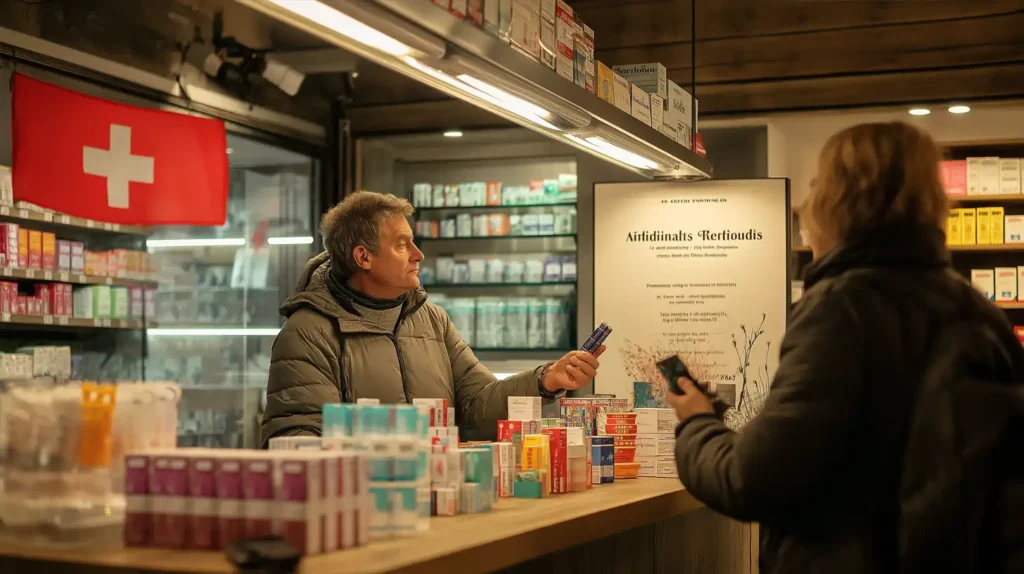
[365,215,424,296]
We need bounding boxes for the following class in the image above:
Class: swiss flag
[12,74,229,226]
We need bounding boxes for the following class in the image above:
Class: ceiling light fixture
[948,105,971,114]
[263,0,412,56]
[146,238,246,249]
[908,108,930,116]
[266,235,315,245]
[443,130,463,138]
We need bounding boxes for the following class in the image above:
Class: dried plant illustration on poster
[619,313,772,429]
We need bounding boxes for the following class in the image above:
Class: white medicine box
[971,269,995,301]
[508,396,542,421]
[995,267,1017,302]
[1006,215,1024,243]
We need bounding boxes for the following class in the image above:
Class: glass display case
[145,134,319,448]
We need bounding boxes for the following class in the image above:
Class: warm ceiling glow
[908,108,930,116]
[443,130,463,138]
[948,105,971,114]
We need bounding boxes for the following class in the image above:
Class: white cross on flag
[11,74,228,226]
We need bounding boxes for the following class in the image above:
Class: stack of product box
[409,176,577,209]
[941,157,1022,197]
[597,411,640,479]
[559,396,630,437]
[634,408,679,479]
[970,266,1024,303]
[611,63,697,150]
[123,448,371,556]
[321,402,432,538]
[948,206,1006,246]
[591,435,614,485]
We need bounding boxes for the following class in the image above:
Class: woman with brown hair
[666,122,1024,574]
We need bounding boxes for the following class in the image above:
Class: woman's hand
[665,377,714,421]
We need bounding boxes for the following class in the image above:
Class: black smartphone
[657,355,694,395]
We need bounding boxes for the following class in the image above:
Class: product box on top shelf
[971,269,995,300]
[996,268,1017,302]
[17,228,27,269]
[977,207,992,245]
[572,18,594,92]
[630,84,652,126]
[539,17,556,69]
[992,207,1006,245]
[449,0,468,19]
[941,160,967,197]
[509,0,541,61]
[42,232,55,271]
[667,80,696,149]
[650,94,664,133]
[70,242,85,274]
[967,157,1000,195]
[554,0,574,81]
[614,63,667,100]
[612,71,631,114]
[961,208,977,245]
[0,223,17,269]
[27,229,41,270]
[1000,158,1022,195]
[483,0,513,40]
[596,61,614,103]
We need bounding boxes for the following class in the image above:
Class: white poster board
[593,179,790,427]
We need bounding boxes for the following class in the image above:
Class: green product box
[513,480,544,499]
[110,287,129,319]
[461,447,494,487]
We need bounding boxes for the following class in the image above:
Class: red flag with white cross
[11,74,228,226]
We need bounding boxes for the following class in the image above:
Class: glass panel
[146,134,318,449]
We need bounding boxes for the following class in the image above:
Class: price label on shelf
[16,209,27,219]
[43,315,53,325]
[101,319,112,328]
[103,222,113,231]
[112,223,121,231]
[1,313,10,323]
[43,213,53,222]
[105,277,113,285]
[58,215,70,225]
[59,273,69,282]
[25,269,35,279]
[42,271,52,280]
[58,316,69,326]
[0,207,9,216]
[86,220,95,228]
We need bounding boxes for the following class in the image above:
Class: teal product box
[461,447,495,490]
[369,486,393,539]
[513,480,544,498]
[323,403,356,437]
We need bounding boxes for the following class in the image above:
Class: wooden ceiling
[348,0,1024,134]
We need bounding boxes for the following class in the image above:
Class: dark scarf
[326,265,407,311]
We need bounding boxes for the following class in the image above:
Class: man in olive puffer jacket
[262,191,603,446]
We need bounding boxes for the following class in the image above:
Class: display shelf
[950,195,1024,204]
[949,244,1024,252]
[473,347,573,353]
[426,281,576,288]
[0,314,154,329]
[0,205,149,235]
[417,234,576,243]
[416,203,577,213]
[0,267,157,287]
[996,301,1024,310]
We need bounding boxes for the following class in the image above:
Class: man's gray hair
[320,191,414,278]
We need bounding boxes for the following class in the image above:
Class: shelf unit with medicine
[359,130,581,364]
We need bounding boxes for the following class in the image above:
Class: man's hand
[542,346,606,393]
[665,377,714,422]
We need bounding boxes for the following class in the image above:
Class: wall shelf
[418,233,576,243]
[0,205,149,236]
[426,282,576,289]
[416,203,577,214]
[996,301,1024,310]
[0,314,154,329]
[950,195,1024,204]
[0,267,156,287]
[949,244,1024,252]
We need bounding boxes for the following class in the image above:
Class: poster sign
[593,179,790,427]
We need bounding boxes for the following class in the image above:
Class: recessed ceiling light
[908,108,930,116]
[443,130,463,138]
[948,105,971,114]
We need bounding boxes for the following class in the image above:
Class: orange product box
[541,427,568,494]
[487,213,510,236]
[84,252,94,276]
[42,232,56,271]
[110,250,125,278]
[27,230,42,270]
[17,228,27,269]
[485,182,502,206]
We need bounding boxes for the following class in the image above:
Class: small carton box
[971,269,995,300]
[630,84,652,126]
[412,398,449,427]
[485,182,502,206]
[0,223,17,269]
[508,396,542,421]
[57,240,71,273]
[483,0,513,39]
[497,419,541,470]
[242,457,275,539]
[571,17,585,89]
[17,228,27,269]
[94,285,112,318]
[667,80,695,149]
[634,408,677,434]
[1006,214,1024,243]
[596,61,614,103]
[509,0,541,60]
[70,242,85,274]
[151,454,189,549]
[538,17,556,69]
[64,283,73,317]
[943,160,967,196]
[214,456,246,548]
[635,434,676,458]
[1000,158,1022,195]
[976,207,991,245]
[996,267,1017,302]
[41,232,55,271]
[540,0,554,22]
[650,93,664,132]
[34,284,50,315]
[612,72,631,114]
[73,286,93,319]
[946,209,962,245]
[992,207,1006,245]
[636,456,679,478]
[970,157,1001,195]
[276,454,327,556]
[554,0,574,81]
[123,453,152,547]
[541,427,567,494]
[111,287,130,319]
[961,208,977,245]
[613,62,667,100]
[187,455,218,550]
[27,230,41,270]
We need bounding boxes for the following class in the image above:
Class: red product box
[276,454,327,556]
[34,284,50,315]
[943,160,968,197]
[17,228,27,269]
[129,287,144,318]
[151,454,189,549]
[1015,326,1024,344]
[187,456,218,550]
[57,240,71,273]
[214,457,245,549]
[17,295,26,316]
[242,457,275,538]
[50,284,65,316]
[412,398,449,427]
[497,419,541,471]
[0,282,9,315]
[0,224,18,269]
[109,250,123,278]
[123,453,151,547]
[541,427,568,494]
[70,242,85,274]
[63,283,72,317]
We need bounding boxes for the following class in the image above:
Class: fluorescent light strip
[148,328,281,337]
[456,74,553,121]
[564,134,660,170]
[147,238,246,248]
[266,0,412,56]
[267,235,315,245]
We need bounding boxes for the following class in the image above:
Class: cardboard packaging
[538,14,556,69]
[540,0,554,22]
[636,456,679,478]
[942,160,967,196]
[17,228,26,269]
[961,208,977,245]
[968,157,1001,195]
[497,419,541,470]
[57,240,71,272]
[596,61,614,103]
[509,0,541,60]
[413,398,450,427]
[187,456,218,550]
[630,84,652,126]
[0,223,17,269]
[571,17,585,89]
[947,209,962,245]
[612,71,631,113]
[522,433,552,494]
[27,230,41,270]
[1017,267,1024,302]
[151,454,189,549]
[1006,214,1024,243]
[123,453,151,547]
[667,80,695,149]
[41,232,55,271]
[71,242,85,274]
[1000,158,1022,195]
[541,427,567,494]
[591,435,614,485]
[508,396,542,421]
[977,207,991,245]
[554,0,574,81]
[613,63,667,100]
[242,457,275,539]
[992,207,1006,244]
[483,0,513,40]
[996,267,1017,302]
[634,408,677,435]
[971,269,995,300]
[649,94,664,132]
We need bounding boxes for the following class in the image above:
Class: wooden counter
[0,478,715,574]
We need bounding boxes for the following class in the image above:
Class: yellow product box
[522,434,551,494]
[596,61,614,104]
[976,207,991,245]
[947,209,962,246]
[991,207,1005,244]
[961,208,977,245]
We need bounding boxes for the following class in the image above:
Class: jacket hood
[279,251,427,319]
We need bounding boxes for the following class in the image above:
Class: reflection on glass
[146,134,318,448]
